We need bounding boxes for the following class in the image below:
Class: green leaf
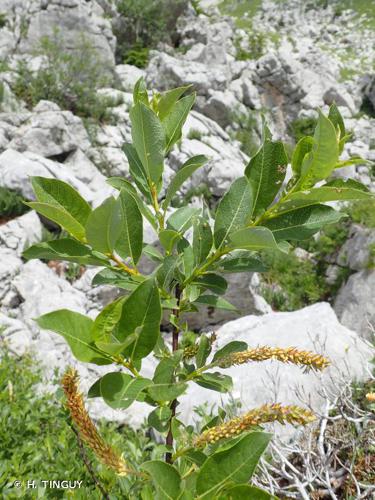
[196,335,211,368]
[217,253,267,273]
[30,176,91,227]
[142,461,181,500]
[157,85,192,120]
[92,268,141,291]
[157,255,179,290]
[195,372,233,393]
[328,102,345,152]
[148,407,172,432]
[22,238,108,266]
[222,484,276,499]
[118,279,162,361]
[167,206,200,234]
[99,372,152,409]
[245,139,288,216]
[296,111,339,189]
[26,202,87,242]
[130,102,166,187]
[115,189,143,264]
[162,155,208,210]
[143,244,164,262]
[229,227,286,252]
[107,176,157,229]
[147,357,188,401]
[123,143,151,200]
[85,197,119,255]
[214,177,253,250]
[334,157,371,169]
[178,238,195,279]
[212,341,248,363]
[263,204,346,241]
[273,181,373,217]
[195,432,271,499]
[193,217,213,265]
[163,93,195,153]
[36,310,111,365]
[291,136,314,176]
[92,297,126,343]
[193,273,228,295]
[133,77,149,106]
[159,229,182,254]
[193,295,239,312]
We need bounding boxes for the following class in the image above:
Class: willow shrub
[23,79,373,499]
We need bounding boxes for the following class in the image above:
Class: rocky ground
[0,0,374,433]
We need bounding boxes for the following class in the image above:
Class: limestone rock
[334,270,375,341]
[0,211,43,256]
[337,224,375,271]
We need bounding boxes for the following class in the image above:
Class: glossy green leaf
[229,227,286,252]
[36,310,110,365]
[123,143,151,200]
[193,273,228,295]
[107,176,157,229]
[195,432,272,498]
[133,77,149,106]
[291,136,314,176]
[328,102,345,153]
[163,93,195,153]
[158,85,192,120]
[142,461,182,500]
[273,180,372,217]
[92,297,126,343]
[162,155,208,210]
[193,217,213,265]
[92,268,142,291]
[156,255,179,290]
[217,253,267,273]
[118,279,162,361]
[212,341,248,363]
[115,189,143,264]
[147,357,187,402]
[214,177,253,249]
[30,176,91,227]
[148,407,172,432]
[222,484,276,499]
[264,204,345,241]
[99,372,152,409]
[196,334,211,368]
[159,229,181,254]
[195,372,233,393]
[25,202,87,242]
[167,206,200,234]
[85,197,119,254]
[22,238,108,266]
[245,138,288,216]
[130,102,165,187]
[296,111,339,189]
[193,295,239,312]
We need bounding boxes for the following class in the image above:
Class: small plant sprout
[24,79,374,498]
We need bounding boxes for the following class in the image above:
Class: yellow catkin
[217,346,330,371]
[61,368,129,476]
[194,403,316,448]
[366,392,375,402]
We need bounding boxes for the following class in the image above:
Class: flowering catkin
[61,368,129,476]
[217,346,330,371]
[194,403,316,448]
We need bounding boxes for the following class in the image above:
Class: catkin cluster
[194,403,316,447]
[217,346,330,371]
[61,368,129,476]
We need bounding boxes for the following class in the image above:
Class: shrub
[0,13,6,28]
[12,32,111,121]
[288,116,318,142]
[22,80,374,498]
[114,0,187,67]
[347,198,375,228]
[0,186,29,220]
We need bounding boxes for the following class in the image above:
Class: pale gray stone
[0,211,43,256]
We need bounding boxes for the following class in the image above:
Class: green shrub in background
[21,79,374,498]
[114,0,187,68]
[288,116,318,142]
[12,32,111,122]
[0,187,29,220]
